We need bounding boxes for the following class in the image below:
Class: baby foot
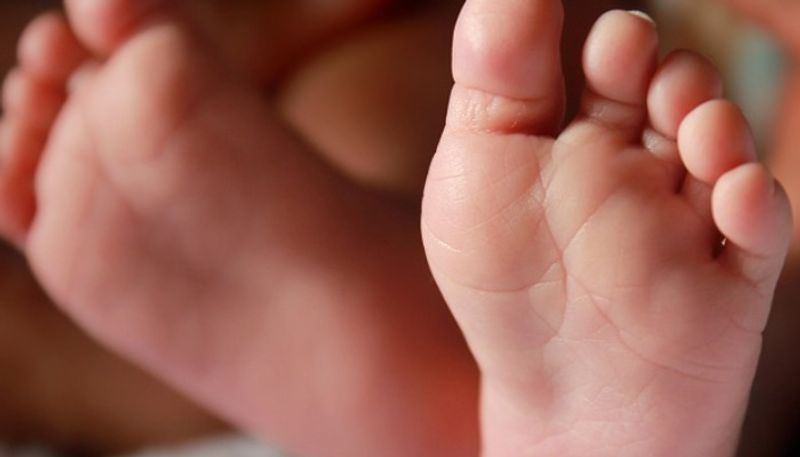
[422,2,792,456]
[0,1,477,456]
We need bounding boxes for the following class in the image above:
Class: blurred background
[0,1,794,457]
[651,0,785,150]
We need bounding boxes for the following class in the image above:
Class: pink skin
[423,2,792,456]
[7,1,792,454]
[1,1,791,455]
[0,246,224,452]
[0,7,226,452]
[0,13,86,244]
[0,0,788,456]
[0,2,478,457]
[0,1,402,451]
[0,1,642,453]
[713,0,800,454]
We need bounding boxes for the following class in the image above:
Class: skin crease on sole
[188,1,800,455]
[422,2,791,456]
[0,0,637,453]
[0,0,786,454]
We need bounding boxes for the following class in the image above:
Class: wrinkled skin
[0,1,706,454]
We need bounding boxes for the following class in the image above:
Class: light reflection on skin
[1,1,799,456]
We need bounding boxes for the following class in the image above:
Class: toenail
[627,10,656,26]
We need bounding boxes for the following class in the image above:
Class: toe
[0,12,82,248]
[18,12,89,84]
[678,100,757,185]
[714,164,792,287]
[449,0,565,135]
[2,68,64,131]
[83,26,219,169]
[579,10,659,137]
[0,119,43,244]
[1,69,24,116]
[64,0,174,56]
[648,51,723,140]
[645,51,724,193]
[0,119,45,185]
[678,100,758,251]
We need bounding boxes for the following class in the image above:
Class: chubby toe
[579,10,659,136]
[714,164,793,283]
[18,12,88,84]
[648,51,723,139]
[678,100,757,184]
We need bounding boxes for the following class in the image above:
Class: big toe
[449,0,566,135]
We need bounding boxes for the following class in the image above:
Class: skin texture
[0,2,478,457]
[422,3,791,456]
[3,0,796,455]
[279,0,639,195]
[291,2,800,454]
[0,1,634,453]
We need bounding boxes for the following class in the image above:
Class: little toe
[449,0,566,135]
[579,10,659,138]
[64,0,175,56]
[714,163,792,290]
[677,100,758,250]
[18,12,89,85]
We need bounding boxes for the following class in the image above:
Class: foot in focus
[423,3,792,456]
